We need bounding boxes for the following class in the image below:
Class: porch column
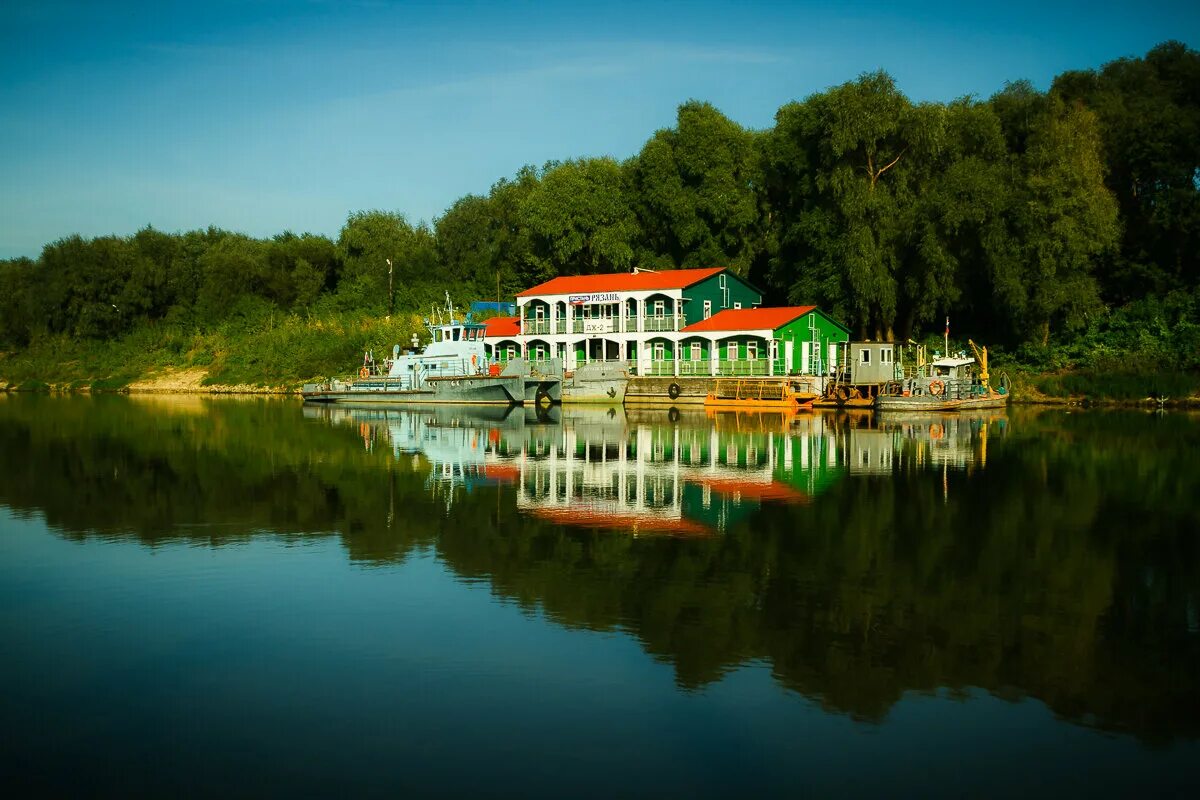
[675,298,683,331]
[767,336,775,377]
[673,340,680,377]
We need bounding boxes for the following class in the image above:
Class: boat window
[434,329,443,342]
[860,349,870,364]
[453,328,461,341]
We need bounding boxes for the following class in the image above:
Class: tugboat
[875,340,1008,412]
[302,296,561,406]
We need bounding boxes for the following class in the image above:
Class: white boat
[302,298,561,406]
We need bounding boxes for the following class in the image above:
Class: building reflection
[304,404,1008,534]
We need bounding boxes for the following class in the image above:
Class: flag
[945,316,950,337]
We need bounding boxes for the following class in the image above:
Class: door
[801,341,811,375]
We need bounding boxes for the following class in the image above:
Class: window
[734,302,742,310]
[727,342,738,360]
[703,300,711,319]
[691,342,702,361]
[654,342,665,361]
[653,300,665,317]
[747,342,758,361]
[881,348,892,363]
[860,349,871,364]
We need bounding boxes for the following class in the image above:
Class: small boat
[302,297,561,406]
[704,378,816,411]
[875,340,1009,412]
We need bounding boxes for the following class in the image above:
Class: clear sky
[2,0,1197,259]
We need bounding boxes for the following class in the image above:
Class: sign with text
[583,319,611,334]
[568,293,620,305]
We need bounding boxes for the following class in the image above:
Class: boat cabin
[930,357,976,381]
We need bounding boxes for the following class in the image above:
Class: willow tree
[767,71,932,339]
[629,100,766,277]
[519,157,640,278]
[337,210,438,312]
[989,88,1120,344]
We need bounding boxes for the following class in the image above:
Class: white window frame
[733,302,742,310]
[726,342,738,361]
[860,349,871,364]
[690,342,702,361]
[653,342,665,361]
[653,300,665,317]
[747,342,758,361]
[703,300,712,319]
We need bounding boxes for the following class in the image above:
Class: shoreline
[3,380,1198,408]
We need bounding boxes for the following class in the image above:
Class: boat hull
[302,375,525,405]
[875,393,1008,412]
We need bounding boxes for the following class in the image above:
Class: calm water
[1,395,1198,797]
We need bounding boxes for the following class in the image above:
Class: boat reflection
[304,404,1008,535]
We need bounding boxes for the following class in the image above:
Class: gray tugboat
[302,298,561,406]
[875,340,1009,412]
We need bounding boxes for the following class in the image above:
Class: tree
[337,211,439,312]
[629,101,767,276]
[1053,41,1200,302]
[520,158,640,278]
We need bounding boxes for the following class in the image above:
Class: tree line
[1,41,1197,359]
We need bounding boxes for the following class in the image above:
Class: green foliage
[629,101,766,276]
[520,158,641,278]
[0,42,1197,393]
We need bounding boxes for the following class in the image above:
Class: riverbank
[3,367,1199,407]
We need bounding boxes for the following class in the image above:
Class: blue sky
[1,0,1197,258]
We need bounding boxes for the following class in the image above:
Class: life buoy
[929,379,945,396]
[359,366,370,379]
[668,382,682,400]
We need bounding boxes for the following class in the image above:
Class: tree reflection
[0,395,1196,742]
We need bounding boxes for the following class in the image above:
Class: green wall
[774,310,850,374]
[681,271,762,326]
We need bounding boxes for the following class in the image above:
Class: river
[0,395,1197,797]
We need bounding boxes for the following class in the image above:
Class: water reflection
[305,404,1008,535]
[0,395,1196,746]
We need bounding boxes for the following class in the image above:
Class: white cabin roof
[932,357,976,367]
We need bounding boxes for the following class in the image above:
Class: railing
[678,360,710,376]
[555,320,567,334]
[646,361,676,376]
[715,359,770,377]
[642,316,680,332]
[523,319,551,335]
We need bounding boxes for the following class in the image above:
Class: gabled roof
[483,316,520,337]
[681,306,817,333]
[516,267,725,297]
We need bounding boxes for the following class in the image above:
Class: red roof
[680,306,816,333]
[516,267,725,297]
[483,316,520,337]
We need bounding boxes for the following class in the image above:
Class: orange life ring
[929,379,945,396]
[359,366,370,379]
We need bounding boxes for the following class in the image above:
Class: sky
[1,0,1198,259]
